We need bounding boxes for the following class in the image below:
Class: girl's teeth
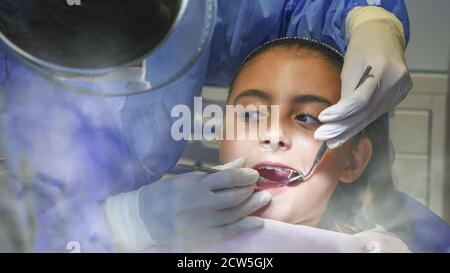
[259,166,293,174]
[257,166,300,177]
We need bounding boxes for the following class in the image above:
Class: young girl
[217,37,412,251]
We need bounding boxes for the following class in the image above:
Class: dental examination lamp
[0,0,216,96]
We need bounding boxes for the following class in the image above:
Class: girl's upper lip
[252,161,301,174]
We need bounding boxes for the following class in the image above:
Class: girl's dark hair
[0,0,180,69]
[231,37,412,242]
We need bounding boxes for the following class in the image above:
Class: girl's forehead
[232,50,342,104]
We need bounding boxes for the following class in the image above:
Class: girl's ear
[340,137,373,183]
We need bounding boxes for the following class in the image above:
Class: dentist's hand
[140,158,271,249]
[103,158,271,252]
[315,13,413,149]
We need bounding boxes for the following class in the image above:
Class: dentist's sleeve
[0,59,143,252]
[205,0,409,86]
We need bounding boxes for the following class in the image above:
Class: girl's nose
[259,130,292,152]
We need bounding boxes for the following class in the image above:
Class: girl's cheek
[291,134,323,171]
[220,117,239,163]
[314,144,351,181]
[220,140,239,164]
[220,116,260,164]
[220,139,254,164]
[307,170,340,196]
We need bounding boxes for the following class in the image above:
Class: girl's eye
[240,111,266,122]
[295,113,321,128]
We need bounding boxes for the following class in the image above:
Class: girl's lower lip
[255,181,289,194]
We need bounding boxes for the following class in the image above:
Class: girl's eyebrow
[292,94,332,106]
[232,90,332,107]
[232,89,272,104]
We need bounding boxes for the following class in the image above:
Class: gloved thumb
[212,157,247,171]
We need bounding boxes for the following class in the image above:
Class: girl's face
[220,48,371,227]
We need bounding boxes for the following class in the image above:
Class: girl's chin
[254,185,290,195]
[250,195,320,226]
[250,202,292,222]
[251,185,294,219]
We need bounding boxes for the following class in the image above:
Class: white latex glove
[103,158,271,252]
[315,6,413,149]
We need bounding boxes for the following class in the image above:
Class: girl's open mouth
[252,162,303,189]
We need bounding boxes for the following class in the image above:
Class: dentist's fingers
[212,157,247,171]
[318,73,380,123]
[212,191,271,226]
[183,190,266,228]
[207,185,256,210]
[324,116,375,149]
[315,108,370,142]
[204,168,259,191]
